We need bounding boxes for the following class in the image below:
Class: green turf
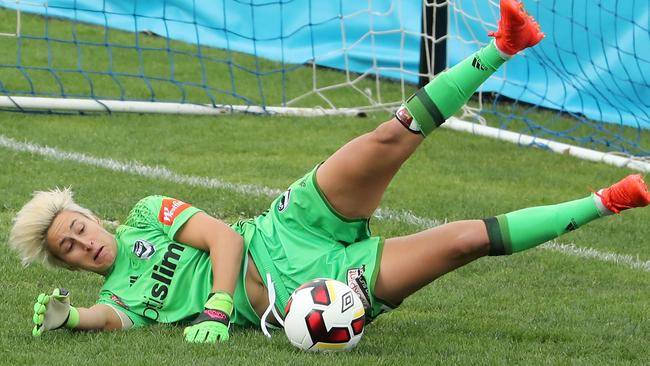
[1,111,650,365]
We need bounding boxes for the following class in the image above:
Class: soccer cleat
[596,174,650,214]
[488,0,545,55]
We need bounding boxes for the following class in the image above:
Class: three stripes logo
[565,219,578,232]
[471,56,487,71]
[129,275,139,287]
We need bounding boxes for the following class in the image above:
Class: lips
[94,246,104,262]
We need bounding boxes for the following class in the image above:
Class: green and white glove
[32,288,80,337]
[184,291,233,343]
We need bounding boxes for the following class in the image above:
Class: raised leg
[315,0,544,219]
[373,174,650,305]
[316,118,423,219]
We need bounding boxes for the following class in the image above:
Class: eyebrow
[58,218,77,248]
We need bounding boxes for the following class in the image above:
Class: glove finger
[32,325,43,337]
[37,293,49,305]
[33,313,44,326]
[184,327,198,342]
[33,302,46,315]
[183,329,193,342]
[52,289,69,302]
[204,330,217,344]
[197,329,209,343]
[218,331,229,342]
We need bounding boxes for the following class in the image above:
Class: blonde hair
[9,187,95,269]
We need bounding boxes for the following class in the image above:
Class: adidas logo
[471,56,487,71]
[129,275,139,286]
[565,219,578,232]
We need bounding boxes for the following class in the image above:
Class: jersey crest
[133,239,156,259]
[158,199,190,226]
[277,189,291,212]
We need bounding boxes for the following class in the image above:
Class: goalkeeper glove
[184,291,233,343]
[32,288,80,337]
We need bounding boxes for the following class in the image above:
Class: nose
[78,238,94,251]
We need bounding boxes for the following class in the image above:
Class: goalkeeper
[9,0,650,344]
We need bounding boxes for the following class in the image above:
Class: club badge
[277,189,291,212]
[133,239,156,259]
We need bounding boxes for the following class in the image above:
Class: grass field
[2,111,650,365]
[1,6,650,366]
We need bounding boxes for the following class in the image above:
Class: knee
[446,221,490,260]
[368,119,410,146]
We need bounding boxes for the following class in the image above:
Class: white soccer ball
[283,278,365,352]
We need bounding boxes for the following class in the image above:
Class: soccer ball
[283,278,365,351]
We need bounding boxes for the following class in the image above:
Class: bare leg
[372,172,650,304]
[374,220,490,304]
[316,118,423,218]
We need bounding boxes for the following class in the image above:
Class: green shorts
[234,164,394,327]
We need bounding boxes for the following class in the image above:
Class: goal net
[0,1,648,162]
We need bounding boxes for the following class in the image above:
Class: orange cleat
[488,0,545,55]
[596,174,650,214]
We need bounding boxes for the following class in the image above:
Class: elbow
[102,321,122,331]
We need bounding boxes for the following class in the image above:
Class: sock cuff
[65,306,80,329]
[593,191,614,216]
[483,215,512,256]
[478,41,509,71]
[491,39,513,61]
[404,89,445,136]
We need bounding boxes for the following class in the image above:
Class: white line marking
[0,135,282,198]
[2,134,648,272]
[541,241,650,272]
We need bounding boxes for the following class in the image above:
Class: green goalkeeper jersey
[96,169,388,329]
[96,195,252,327]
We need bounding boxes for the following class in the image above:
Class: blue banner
[449,0,649,129]
[2,0,648,127]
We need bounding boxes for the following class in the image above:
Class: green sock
[404,41,506,136]
[484,195,603,255]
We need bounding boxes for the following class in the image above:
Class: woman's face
[46,210,118,274]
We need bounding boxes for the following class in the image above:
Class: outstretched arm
[33,288,124,337]
[76,305,125,331]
